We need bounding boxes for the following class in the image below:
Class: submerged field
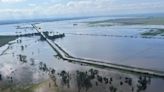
[0,36,16,47]
[0,16,164,92]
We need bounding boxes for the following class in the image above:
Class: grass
[141,29,164,36]
[0,79,58,92]
[0,35,17,47]
[87,17,164,27]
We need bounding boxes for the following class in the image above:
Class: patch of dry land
[141,28,164,36]
[87,17,164,36]
[87,17,164,27]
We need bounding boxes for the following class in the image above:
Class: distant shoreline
[1,13,164,25]
[87,17,164,27]
[0,16,93,25]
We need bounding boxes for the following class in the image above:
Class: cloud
[0,0,164,20]
[0,8,38,19]
[43,0,115,16]
[28,3,36,7]
[0,0,25,3]
[34,0,164,16]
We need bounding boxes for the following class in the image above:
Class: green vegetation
[0,35,17,47]
[141,29,164,36]
[0,84,36,92]
[87,17,164,27]
[0,79,58,92]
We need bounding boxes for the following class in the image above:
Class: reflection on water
[0,20,164,92]
[52,69,152,92]
[0,35,162,92]
[34,20,164,71]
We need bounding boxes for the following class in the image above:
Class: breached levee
[32,24,164,78]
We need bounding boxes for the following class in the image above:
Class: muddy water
[0,20,164,92]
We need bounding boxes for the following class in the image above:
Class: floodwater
[39,20,164,71]
[0,17,164,92]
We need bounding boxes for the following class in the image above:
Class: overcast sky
[0,0,164,20]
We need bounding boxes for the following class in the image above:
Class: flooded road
[38,21,164,71]
[0,18,164,92]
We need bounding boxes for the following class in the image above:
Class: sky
[0,0,164,20]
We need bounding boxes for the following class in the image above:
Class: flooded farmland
[0,17,164,92]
